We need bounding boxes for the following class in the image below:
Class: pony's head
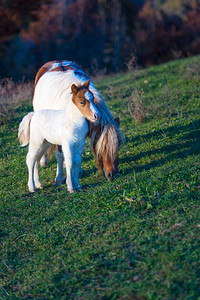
[91,118,123,181]
[71,80,100,123]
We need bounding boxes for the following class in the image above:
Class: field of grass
[0,56,200,299]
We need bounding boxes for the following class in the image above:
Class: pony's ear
[114,117,120,126]
[71,84,78,95]
[83,79,90,89]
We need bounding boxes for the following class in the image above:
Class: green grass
[0,56,200,299]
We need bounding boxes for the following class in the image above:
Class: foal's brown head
[71,80,100,123]
[91,117,122,181]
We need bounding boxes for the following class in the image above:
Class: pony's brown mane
[88,94,124,163]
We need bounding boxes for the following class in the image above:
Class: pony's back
[32,61,112,124]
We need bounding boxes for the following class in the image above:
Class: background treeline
[0,0,200,80]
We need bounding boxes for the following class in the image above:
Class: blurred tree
[0,0,200,79]
[0,0,52,40]
[19,0,137,76]
[134,0,200,66]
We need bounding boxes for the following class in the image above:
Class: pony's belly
[39,127,62,146]
[41,118,88,147]
[44,135,62,146]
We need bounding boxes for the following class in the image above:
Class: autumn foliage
[135,0,200,66]
[0,0,200,79]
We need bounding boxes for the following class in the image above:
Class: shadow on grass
[37,166,103,193]
[128,118,200,146]
[122,119,200,175]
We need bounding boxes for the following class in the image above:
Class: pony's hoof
[68,188,75,193]
[36,184,43,189]
[54,177,66,186]
[76,185,82,191]
[29,188,36,193]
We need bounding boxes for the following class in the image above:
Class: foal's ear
[83,79,90,89]
[114,117,120,126]
[71,84,78,95]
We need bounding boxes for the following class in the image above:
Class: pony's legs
[40,153,48,167]
[26,151,36,193]
[55,146,83,185]
[27,133,50,192]
[62,142,74,193]
[74,152,82,191]
[34,161,42,189]
[79,165,83,177]
[34,141,51,189]
[55,145,65,186]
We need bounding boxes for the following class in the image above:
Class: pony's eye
[80,100,86,105]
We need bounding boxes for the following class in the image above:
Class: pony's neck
[64,98,85,123]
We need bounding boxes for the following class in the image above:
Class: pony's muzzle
[103,164,118,181]
[89,103,100,122]
[91,110,100,123]
[104,168,114,181]
[107,171,113,181]
[94,112,98,121]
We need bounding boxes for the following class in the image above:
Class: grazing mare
[19,81,100,193]
[32,60,124,183]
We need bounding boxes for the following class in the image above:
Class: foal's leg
[62,142,74,193]
[55,145,65,186]
[34,141,51,189]
[27,131,49,192]
[40,153,48,167]
[26,151,37,193]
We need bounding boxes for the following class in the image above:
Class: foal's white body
[19,79,99,193]
[24,105,88,193]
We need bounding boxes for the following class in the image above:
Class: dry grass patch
[0,78,33,124]
[128,88,146,123]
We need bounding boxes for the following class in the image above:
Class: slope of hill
[0,56,200,299]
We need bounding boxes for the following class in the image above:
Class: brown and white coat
[32,60,123,181]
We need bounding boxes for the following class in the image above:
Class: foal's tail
[18,112,34,147]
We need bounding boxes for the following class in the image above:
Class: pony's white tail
[18,112,34,147]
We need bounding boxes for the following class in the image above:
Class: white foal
[18,80,100,193]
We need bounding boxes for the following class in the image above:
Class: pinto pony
[32,60,124,182]
[19,81,100,193]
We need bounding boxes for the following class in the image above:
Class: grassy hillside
[0,56,200,299]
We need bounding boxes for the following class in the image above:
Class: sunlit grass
[0,55,200,299]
